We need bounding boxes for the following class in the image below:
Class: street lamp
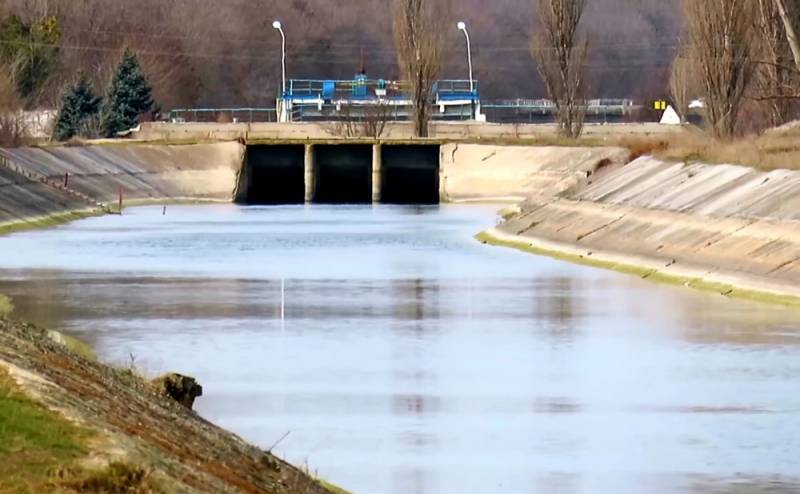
[272,21,286,97]
[457,21,473,94]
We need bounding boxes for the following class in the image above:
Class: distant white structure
[689,99,705,109]
[659,105,682,125]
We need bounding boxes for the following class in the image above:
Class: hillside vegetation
[1,0,680,108]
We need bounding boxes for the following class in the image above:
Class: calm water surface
[1,204,800,494]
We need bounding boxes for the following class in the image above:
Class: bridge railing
[286,79,479,103]
[484,98,635,110]
[167,108,278,123]
[482,98,643,123]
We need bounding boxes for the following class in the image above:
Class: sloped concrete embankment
[490,156,800,302]
[0,142,244,231]
[0,158,100,231]
[440,144,630,202]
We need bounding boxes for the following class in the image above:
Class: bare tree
[774,0,800,74]
[753,0,798,126]
[0,0,719,114]
[0,65,29,146]
[684,0,757,138]
[329,104,392,138]
[669,43,695,123]
[392,0,449,138]
[531,0,589,138]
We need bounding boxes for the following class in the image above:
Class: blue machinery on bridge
[277,78,481,122]
[166,76,641,124]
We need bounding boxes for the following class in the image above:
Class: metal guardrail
[168,108,278,123]
[285,79,479,103]
[165,94,644,124]
[482,98,641,123]
[483,98,636,110]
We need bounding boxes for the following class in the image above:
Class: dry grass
[613,126,800,171]
[59,462,161,493]
[447,123,800,171]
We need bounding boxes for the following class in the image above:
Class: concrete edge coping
[478,227,800,307]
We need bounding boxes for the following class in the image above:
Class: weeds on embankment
[0,296,12,318]
[0,366,86,493]
[0,366,160,493]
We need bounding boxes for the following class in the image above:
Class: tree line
[0,0,798,140]
[393,0,799,137]
[671,0,800,137]
[1,0,678,108]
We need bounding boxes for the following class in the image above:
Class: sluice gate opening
[238,145,305,204]
[238,143,442,205]
[380,145,440,205]
[313,145,373,204]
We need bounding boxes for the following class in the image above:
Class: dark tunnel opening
[381,145,440,204]
[313,145,373,204]
[240,145,305,205]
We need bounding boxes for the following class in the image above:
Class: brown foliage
[530,0,588,138]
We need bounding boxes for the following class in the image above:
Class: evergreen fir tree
[101,49,154,137]
[53,75,101,141]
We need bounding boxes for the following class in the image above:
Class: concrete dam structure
[236,143,441,205]
[0,141,629,232]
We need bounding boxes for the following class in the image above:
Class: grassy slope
[0,315,342,494]
[0,367,88,494]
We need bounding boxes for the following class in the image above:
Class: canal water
[1,204,799,494]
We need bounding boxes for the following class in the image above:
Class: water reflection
[1,204,800,494]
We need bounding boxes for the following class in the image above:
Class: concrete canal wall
[0,142,242,231]
[489,156,800,302]
[439,144,630,202]
[1,141,626,225]
[1,143,243,204]
[0,162,95,229]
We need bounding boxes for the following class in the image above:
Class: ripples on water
[1,205,799,494]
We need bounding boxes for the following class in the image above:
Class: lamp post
[273,20,287,121]
[457,21,475,119]
[457,22,473,93]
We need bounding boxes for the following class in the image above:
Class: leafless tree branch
[530,0,589,138]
